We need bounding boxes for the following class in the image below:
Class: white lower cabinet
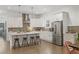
[40,31,53,43]
[63,33,77,44]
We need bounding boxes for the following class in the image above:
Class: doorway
[0,22,6,40]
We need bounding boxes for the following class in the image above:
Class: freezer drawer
[55,36,63,46]
[53,35,63,46]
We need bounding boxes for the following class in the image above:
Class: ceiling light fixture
[18,5,22,17]
[31,6,34,15]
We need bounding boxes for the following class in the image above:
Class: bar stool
[13,38,20,48]
[30,36,35,46]
[22,37,28,47]
[36,35,41,45]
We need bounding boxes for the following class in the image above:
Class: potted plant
[76,33,79,46]
[77,33,79,41]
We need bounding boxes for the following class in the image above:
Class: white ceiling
[0,5,79,15]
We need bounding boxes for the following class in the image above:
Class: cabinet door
[30,18,43,27]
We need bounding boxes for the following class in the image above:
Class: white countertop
[9,31,40,36]
[64,33,77,44]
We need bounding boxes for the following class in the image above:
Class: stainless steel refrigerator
[52,21,63,46]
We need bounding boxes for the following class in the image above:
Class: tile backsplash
[68,26,79,33]
[8,27,23,32]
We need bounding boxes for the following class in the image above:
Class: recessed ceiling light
[0,10,4,13]
[7,6,11,10]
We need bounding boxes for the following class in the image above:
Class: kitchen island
[8,31,40,49]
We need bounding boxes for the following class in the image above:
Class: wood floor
[0,37,64,54]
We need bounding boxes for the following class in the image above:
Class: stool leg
[25,40,28,47]
[31,39,34,46]
[25,40,29,47]
[39,39,41,44]
[36,39,38,45]
[30,39,32,46]
[18,41,20,47]
[13,40,16,49]
[32,39,34,45]
[36,38,41,45]
[22,39,28,47]
[37,39,39,45]
[34,39,36,45]
[22,40,24,47]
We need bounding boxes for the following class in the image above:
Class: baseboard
[41,39,63,46]
[41,39,53,44]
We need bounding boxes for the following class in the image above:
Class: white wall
[60,6,79,26]
[61,7,79,26]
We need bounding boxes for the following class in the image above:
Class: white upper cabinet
[30,15,44,27]
[7,17,23,28]
[30,12,70,29]
[30,18,44,27]
[0,10,23,28]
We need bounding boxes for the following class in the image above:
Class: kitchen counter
[40,31,53,43]
[63,33,77,44]
[8,31,40,49]
[9,31,39,36]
